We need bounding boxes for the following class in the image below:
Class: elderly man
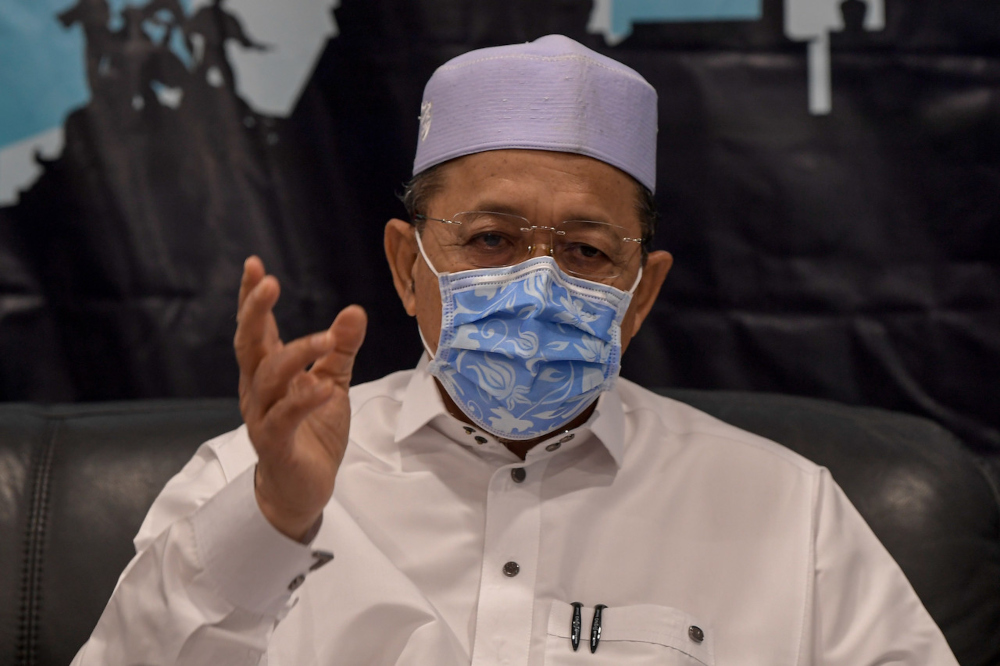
[74,35,957,665]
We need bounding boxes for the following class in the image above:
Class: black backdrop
[1,0,998,456]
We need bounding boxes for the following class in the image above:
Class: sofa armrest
[0,399,243,666]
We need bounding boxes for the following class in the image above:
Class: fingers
[241,305,367,425]
[235,269,281,379]
[234,256,367,450]
[251,305,367,414]
[312,305,368,387]
[237,256,266,315]
[246,327,340,417]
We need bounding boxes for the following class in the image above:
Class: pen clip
[570,602,583,651]
[590,604,607,653]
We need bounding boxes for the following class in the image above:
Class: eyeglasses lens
[437,211,637,279]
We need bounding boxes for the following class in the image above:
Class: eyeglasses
[414,211,643,280]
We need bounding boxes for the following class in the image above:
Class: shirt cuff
[189,466,326,615]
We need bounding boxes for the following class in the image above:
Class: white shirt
[73,358,958,666]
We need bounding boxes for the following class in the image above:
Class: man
[73,35,958,665]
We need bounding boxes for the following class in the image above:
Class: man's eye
[472,232,506,248]
[564,242,609,260]
[558,242,617,276]
[461,231,520,267]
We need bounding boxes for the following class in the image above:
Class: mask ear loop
[626,265,644,296]
[413,229,442,360]
[414,230,443,278]
[417,324,436,361]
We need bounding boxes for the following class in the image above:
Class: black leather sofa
[2,392,999,666]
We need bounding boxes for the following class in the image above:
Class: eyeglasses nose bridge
[520,224,564,258]
[519,224,567,234]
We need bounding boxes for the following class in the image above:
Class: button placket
[309,549,334,571]
[470,460,550,666]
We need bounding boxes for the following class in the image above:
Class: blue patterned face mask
[416,234,642,440]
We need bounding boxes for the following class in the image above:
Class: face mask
[415,233,642,440]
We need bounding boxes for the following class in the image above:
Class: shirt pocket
[545,600,715,666]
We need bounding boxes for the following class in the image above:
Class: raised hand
[234,256,367,541]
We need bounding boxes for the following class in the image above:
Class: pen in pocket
[570,602,583,651]
[590,604,607,653]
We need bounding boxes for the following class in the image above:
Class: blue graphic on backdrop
[0,0,339,206]
[1,0,886,206]
[588,0,762,44]
[589,0,885,116]
[0,0,89,205]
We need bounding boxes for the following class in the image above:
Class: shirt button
[474,436,488,445]
[502,561,520,577]
[510,467,526,483]
[688,625,705,643]
[309,549,334,572]
[288,574,306,591]
[544,442,560,452]
[559,433,575,444]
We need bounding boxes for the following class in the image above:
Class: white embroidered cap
[412,34,659,192]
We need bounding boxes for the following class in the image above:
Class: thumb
[311,305,367,386]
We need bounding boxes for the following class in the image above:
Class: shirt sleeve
[70,428,322,666]
[810,468,960,666]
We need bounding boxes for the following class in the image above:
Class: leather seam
[16,419,59,666]
[972,457,1000,538]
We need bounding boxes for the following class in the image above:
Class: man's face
[386,148,673,358]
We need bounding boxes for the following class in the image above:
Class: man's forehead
[441,150,632,187]
[431,150,643,228]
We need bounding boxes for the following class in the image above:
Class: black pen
[570,602,583,651]
[590,604,607,653]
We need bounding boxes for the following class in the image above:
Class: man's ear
[626,250,673,338]
[384,218,419,316]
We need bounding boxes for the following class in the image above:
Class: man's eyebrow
[462,201,524,216]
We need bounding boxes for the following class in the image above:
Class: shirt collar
[393,355,625,467]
